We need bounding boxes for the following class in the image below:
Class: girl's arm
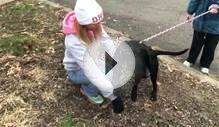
[65,35,117,100]
[100,28,117,56]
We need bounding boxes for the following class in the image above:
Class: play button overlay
[83,39,135,88]
[105,51,117,75]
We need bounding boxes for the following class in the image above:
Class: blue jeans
[67,70,100,97]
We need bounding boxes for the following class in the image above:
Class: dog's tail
[154,48,189,56]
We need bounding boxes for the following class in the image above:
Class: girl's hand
[209,4,219,14]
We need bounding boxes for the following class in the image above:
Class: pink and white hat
[74,0,103,25]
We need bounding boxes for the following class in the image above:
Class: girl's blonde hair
[75,21,102,44]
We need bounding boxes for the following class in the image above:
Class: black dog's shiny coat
[126,40,188,101]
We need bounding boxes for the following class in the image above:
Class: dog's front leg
[131,76,142,102]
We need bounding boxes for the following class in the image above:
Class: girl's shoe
[99,99,111,109]
[183,61,192,67]
[201,67,209,75]
[80,88,104,104]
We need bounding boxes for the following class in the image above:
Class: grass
[58,114,91,127]
[0,2,40,32]
[0,34,44,56]
[0,0,59,56]
[59,114,73,127]
[0,93,40,127]
[0,0,74,126]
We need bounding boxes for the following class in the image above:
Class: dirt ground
[0,0,218,127]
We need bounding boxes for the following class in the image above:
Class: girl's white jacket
[63,28,117,100]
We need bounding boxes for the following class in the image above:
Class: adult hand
[209,4,219,14]
[186,14,192,23]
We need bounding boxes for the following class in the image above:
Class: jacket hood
[62,11,77,34]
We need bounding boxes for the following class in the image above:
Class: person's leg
[67,70,99,97]
[67,70,90,84]
[200,34,219,68]
[186,31,206,64]
[80,83,99,97]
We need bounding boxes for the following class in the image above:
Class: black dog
[125,40,188,102]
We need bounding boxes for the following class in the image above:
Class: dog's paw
[112,96,124,113]
[131,94,137,102]
[150,96,157,101]
[150,92,157,101]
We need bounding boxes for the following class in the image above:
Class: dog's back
[125,40,188,59]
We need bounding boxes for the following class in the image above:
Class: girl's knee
[67,70,90,84]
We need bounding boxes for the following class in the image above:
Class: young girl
[183,0,219,74]
[62,0,123,113]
